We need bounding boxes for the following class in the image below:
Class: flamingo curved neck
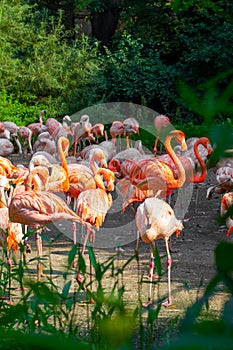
[57,137,69,173]
[164,134,186,187]
[191,140,208,183]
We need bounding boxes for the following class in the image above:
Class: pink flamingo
[136,197,183,307]
[153,114,171,154]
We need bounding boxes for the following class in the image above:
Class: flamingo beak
[181,139,187,151]
[226,226,233,237]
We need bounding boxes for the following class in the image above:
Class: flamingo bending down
[9,166,92,281]
[30,137,70,194]
[3,121,23,155]
[220,192,233,236]
[0,139,14,157]
[91,123,107,142]
[207,166,233,199]
[135,197,184,307]
[33,131,56,156]
[0,156,19,178]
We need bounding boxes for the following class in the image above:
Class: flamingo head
[97,168,115,191]
[154,114,170,132]
[200,137,213,156]
[171,130,187,151]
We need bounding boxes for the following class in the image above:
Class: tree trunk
[91,2,121,46]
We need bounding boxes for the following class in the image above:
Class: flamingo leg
[135,229,140,255]
[7,260,13,305]
[162,238,172,307]
[195,185,199,212]
[36,228,46,281]
[143,241,155,307]
[76,226,92,289]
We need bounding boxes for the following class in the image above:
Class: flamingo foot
[76,274,86,291]
[183,216,192,222]
[146,273,160,280]
[162,298,172,307]
[88,298,95,304]
[73,261,78,268]
[37,263,48,281]
[143,300,153,307]
[7,259,12,267]
[17,287,28,291]
[25,243,32,254]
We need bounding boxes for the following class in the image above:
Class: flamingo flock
[1,110,232,307]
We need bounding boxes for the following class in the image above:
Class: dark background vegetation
[1,0,233,131]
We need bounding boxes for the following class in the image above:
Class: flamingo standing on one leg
[135,197,184,307]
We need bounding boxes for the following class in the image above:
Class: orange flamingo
[30,137,70,194]
[156,137,212,184]
[220,192,233,236]
[76,169,114,252]
[110,130,188,213]
[0,175,23,265]
[135,197,184,307]
[0,175,27,303]
[0,156,19,178]
[9,166,91,281]
[114,130,187,197]
[67,147,108,204]
[75,168,115,289]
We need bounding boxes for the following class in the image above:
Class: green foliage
[0,91,46,125]
[1,0,233,124]
[0,0,107,119]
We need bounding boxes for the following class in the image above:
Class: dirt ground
[9,154,232,326]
